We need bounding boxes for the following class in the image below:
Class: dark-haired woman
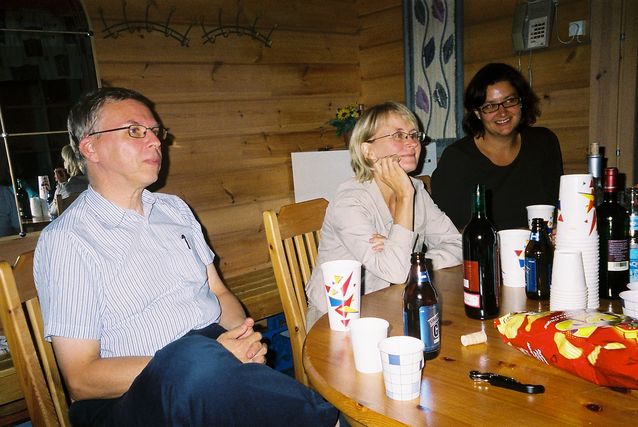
[431,63,563,230]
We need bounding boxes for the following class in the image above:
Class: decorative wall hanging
[404,0,463,175]
[98,1,193,46]
[200,9,277,47]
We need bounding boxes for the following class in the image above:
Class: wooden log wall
[79,0,593,281]
[83,0,360,278]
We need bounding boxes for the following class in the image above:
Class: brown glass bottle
[403,252,440,360]
[462,184,500,319]
[524,218,553,300]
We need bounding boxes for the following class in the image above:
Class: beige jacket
[305,177,462,329]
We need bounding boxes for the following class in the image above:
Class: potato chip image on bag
[494,311,638,389]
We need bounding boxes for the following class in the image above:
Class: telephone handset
[512,0,554,52]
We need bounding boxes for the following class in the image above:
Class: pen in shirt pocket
[181,234,191,249]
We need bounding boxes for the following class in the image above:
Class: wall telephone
[512,0,555,52]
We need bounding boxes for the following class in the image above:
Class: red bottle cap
[603,167,618,192]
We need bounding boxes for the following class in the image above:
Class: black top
[431,127,563,230]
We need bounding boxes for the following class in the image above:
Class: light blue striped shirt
[34,186,221,358]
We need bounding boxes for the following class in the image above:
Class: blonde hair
[61,144,82,176]
[349,102,420,182]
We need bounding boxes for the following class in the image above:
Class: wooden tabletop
[303,266,638,426]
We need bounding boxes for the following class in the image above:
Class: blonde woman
[305,102,462,328]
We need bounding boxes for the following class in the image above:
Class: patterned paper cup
[321,260,362,331]
[498,229,530,288]
[526,205,555,231]
[557,174,597,236]
[378,336,424,401]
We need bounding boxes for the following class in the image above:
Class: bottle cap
[603,167,619,192]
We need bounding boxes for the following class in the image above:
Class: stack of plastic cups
[550,250,588,311]
[555,174,599,309]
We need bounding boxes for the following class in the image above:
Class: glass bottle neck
[603,189,618,203]
[471,185,487,218]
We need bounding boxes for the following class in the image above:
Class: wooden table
[303,266,638,426]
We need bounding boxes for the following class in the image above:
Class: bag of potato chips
[495,311,638,389]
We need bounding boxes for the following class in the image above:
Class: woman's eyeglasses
[366,131,429,144]
[477,96,522,114]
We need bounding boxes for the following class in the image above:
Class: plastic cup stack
[555,174,599,309]
[550,250,588,311]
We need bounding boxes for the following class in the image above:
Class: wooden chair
[55,193,80,217]
[416,174,431,193]
[0,251,70,427]
[263,198,328,387]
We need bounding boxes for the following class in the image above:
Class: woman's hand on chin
[374,154,414,199]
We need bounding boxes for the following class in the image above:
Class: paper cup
[29,197,44,218]
[498,229,530,287]
[321,260,362,331]
[557,174,597,236]
[526,205,555,231]
[501,285,527,313]
[378,336,424,401]
[349,317,389,373]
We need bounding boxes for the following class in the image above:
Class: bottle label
[630,215,638,232]
[608,239,629,271]
[525,257,537,292]
[463,260,479,292]
[630,247,638,282]
[464,291,480,308]
[419,305,440,352]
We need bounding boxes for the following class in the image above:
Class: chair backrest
[416,174,431,193]
[55,193,79,217]
[263,198,328,386]
[0,251,70,427]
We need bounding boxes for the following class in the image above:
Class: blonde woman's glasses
[366,131,429,144]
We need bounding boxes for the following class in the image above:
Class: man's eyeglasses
[477,96,522,114]
[88,125,168,140]
[366,131,429,144]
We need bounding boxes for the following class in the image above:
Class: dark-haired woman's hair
[462,63,540,137]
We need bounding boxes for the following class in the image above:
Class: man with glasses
[431,63,563,230]
[34,87,337,426]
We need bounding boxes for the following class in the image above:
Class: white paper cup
[501,285,527,313]
[349,317,389,373]
[378,336,424,401]
[526,205,555,231]
[498,229,530,287]
[321,260,362,331]
[627,282,638,291]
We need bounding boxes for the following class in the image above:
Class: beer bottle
[597,167,629,299]
[462,184,500,319]
[403,252,440,360]
[525,218,553,300]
